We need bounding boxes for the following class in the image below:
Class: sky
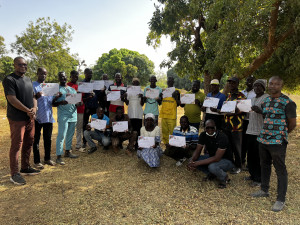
[0,0,173,72]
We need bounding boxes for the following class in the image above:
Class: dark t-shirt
[198,131,233,161]
[3,73,34,121]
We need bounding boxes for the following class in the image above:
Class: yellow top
[184,91,205,123]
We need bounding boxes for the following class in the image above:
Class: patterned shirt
[224,91,246,132]
[257,94,297,145]
[172,125,198,146]
[32,81,55,124]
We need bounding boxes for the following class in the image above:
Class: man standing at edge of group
[182,80,206,130]
[3,56,40,185]
[241,76,256,170]
[223,77,246,174]
[202,79,227,130]
[67,70,85,152]
[251,76,297,212]
[143,75,162,125]
[53,72,79,165]
[32,67,56,169]
[160,76,180,144]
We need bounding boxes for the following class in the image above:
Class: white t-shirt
[128,95,144,119]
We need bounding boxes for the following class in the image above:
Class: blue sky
[0,0,172,72]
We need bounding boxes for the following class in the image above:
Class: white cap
[145,113,155,120]
[210,79,220,85]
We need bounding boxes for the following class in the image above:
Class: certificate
[78,82,94,93]
[127,86,142,97]
[112,121,128,132]
[138,136,155,148]
[65,93,82,104]
[41,83,59,96]
[92,80,105,90]
[237,99,252,112]
[162,87,175,98]
[203,97,219,108]
[145,88,160,99]
[169,135,186,147]
[220,101,237,113]
[104,80,114,89]
[110,86,127,91]
[107,91,121,101]
[180,94,195,104]
[91,119,107,131]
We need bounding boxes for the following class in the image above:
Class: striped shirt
[32,81,55,124]
[172,125,198,145]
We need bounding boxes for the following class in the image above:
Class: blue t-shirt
[56,86,77,123]
[143,85,162,116]
[32,81,55,124]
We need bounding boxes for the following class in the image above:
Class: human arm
[52,92,67,107]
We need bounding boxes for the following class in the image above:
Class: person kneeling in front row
[187,120,234,188]
[84,107,111,154]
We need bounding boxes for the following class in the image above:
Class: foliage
[0,56,14,81]
[93,48,155,85]
[10,17,79,82]
[147,0,300,90]
[156,70,168,89]
[166,68,192,91]
[0,36,7,57]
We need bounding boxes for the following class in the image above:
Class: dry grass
[0,105,300,225]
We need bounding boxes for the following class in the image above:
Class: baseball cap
[210,79,220,85]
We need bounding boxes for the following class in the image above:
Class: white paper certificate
[237,99,252,112]
[127,86,142,97]
[138,136,155,148]
[91,119,107,131]
[162,87,175,98]
[92,80,105,90]
[107,91,121,101]
[220,101,237,113]
[169,135,186,147]
[181,94,195,104]
[65,93,82,104]
[203,97,220,108]
[41,83,59,96]
[145,88,160,99]
[78,82,94,93]
[112,121,128,132]
[104,80,114,89]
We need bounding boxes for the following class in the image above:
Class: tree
[166,68,192,91]
[0,35,7,57]
[0,56,14,80]
[93,48,155,85]
[147,0,300,93]
[11,17,78,82]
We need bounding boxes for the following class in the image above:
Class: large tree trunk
[203,71,223,94]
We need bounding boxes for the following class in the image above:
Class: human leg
[33,121,42,164]
[259,143,272,194]
[247,135,261,182]
[208,159,234,181]
[42,123,53,162]
[20,120,35,170]
[241,120,249,165]
[231,131,243,169]
[65,121,76,150]
[76,113,84,149]
[56,121,68,156]
[84,130,98,148]
[161,118,168,144]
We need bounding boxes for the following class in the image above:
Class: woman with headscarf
[137,113,162,167]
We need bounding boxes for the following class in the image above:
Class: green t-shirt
[184,91,205,123]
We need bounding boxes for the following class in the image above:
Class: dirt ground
[0,105,300,224]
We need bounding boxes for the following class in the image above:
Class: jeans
[83,107,97,145]
[247,135,261,182]
[259,142,288,202]
[197,155,234,181]
[224,130,243,168]
[33,121,53,164]
[56,121,76,156]
[8,119,35,176]
[84,130,111,147]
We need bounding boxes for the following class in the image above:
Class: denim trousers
[197,155,234,181]
[259,142,288,202]
[56,121,76,156]
[33,121,53,163]
[84,130,111,147]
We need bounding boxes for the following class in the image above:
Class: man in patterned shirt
[251,76,296,212]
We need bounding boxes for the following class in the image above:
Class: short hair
[205,119,216,127]
[37,67,46,74]
[84,68,92,74]
[269,76,283,84]
[180,115,189,123]
[97,107,104,111]
[58,71,65,77]
[70,70,79,77]
[116,106,123,112]
[167,76,174,81]
[115,72,122,78]
[13,56,25,64]
[193,80,200,86]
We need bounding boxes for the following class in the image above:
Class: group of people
[3,56,297,212]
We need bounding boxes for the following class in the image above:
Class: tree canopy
[11,17,78,82]
[147,0,300,92]
[93,48,155,85]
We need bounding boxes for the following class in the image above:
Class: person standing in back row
[3,56,40,185]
